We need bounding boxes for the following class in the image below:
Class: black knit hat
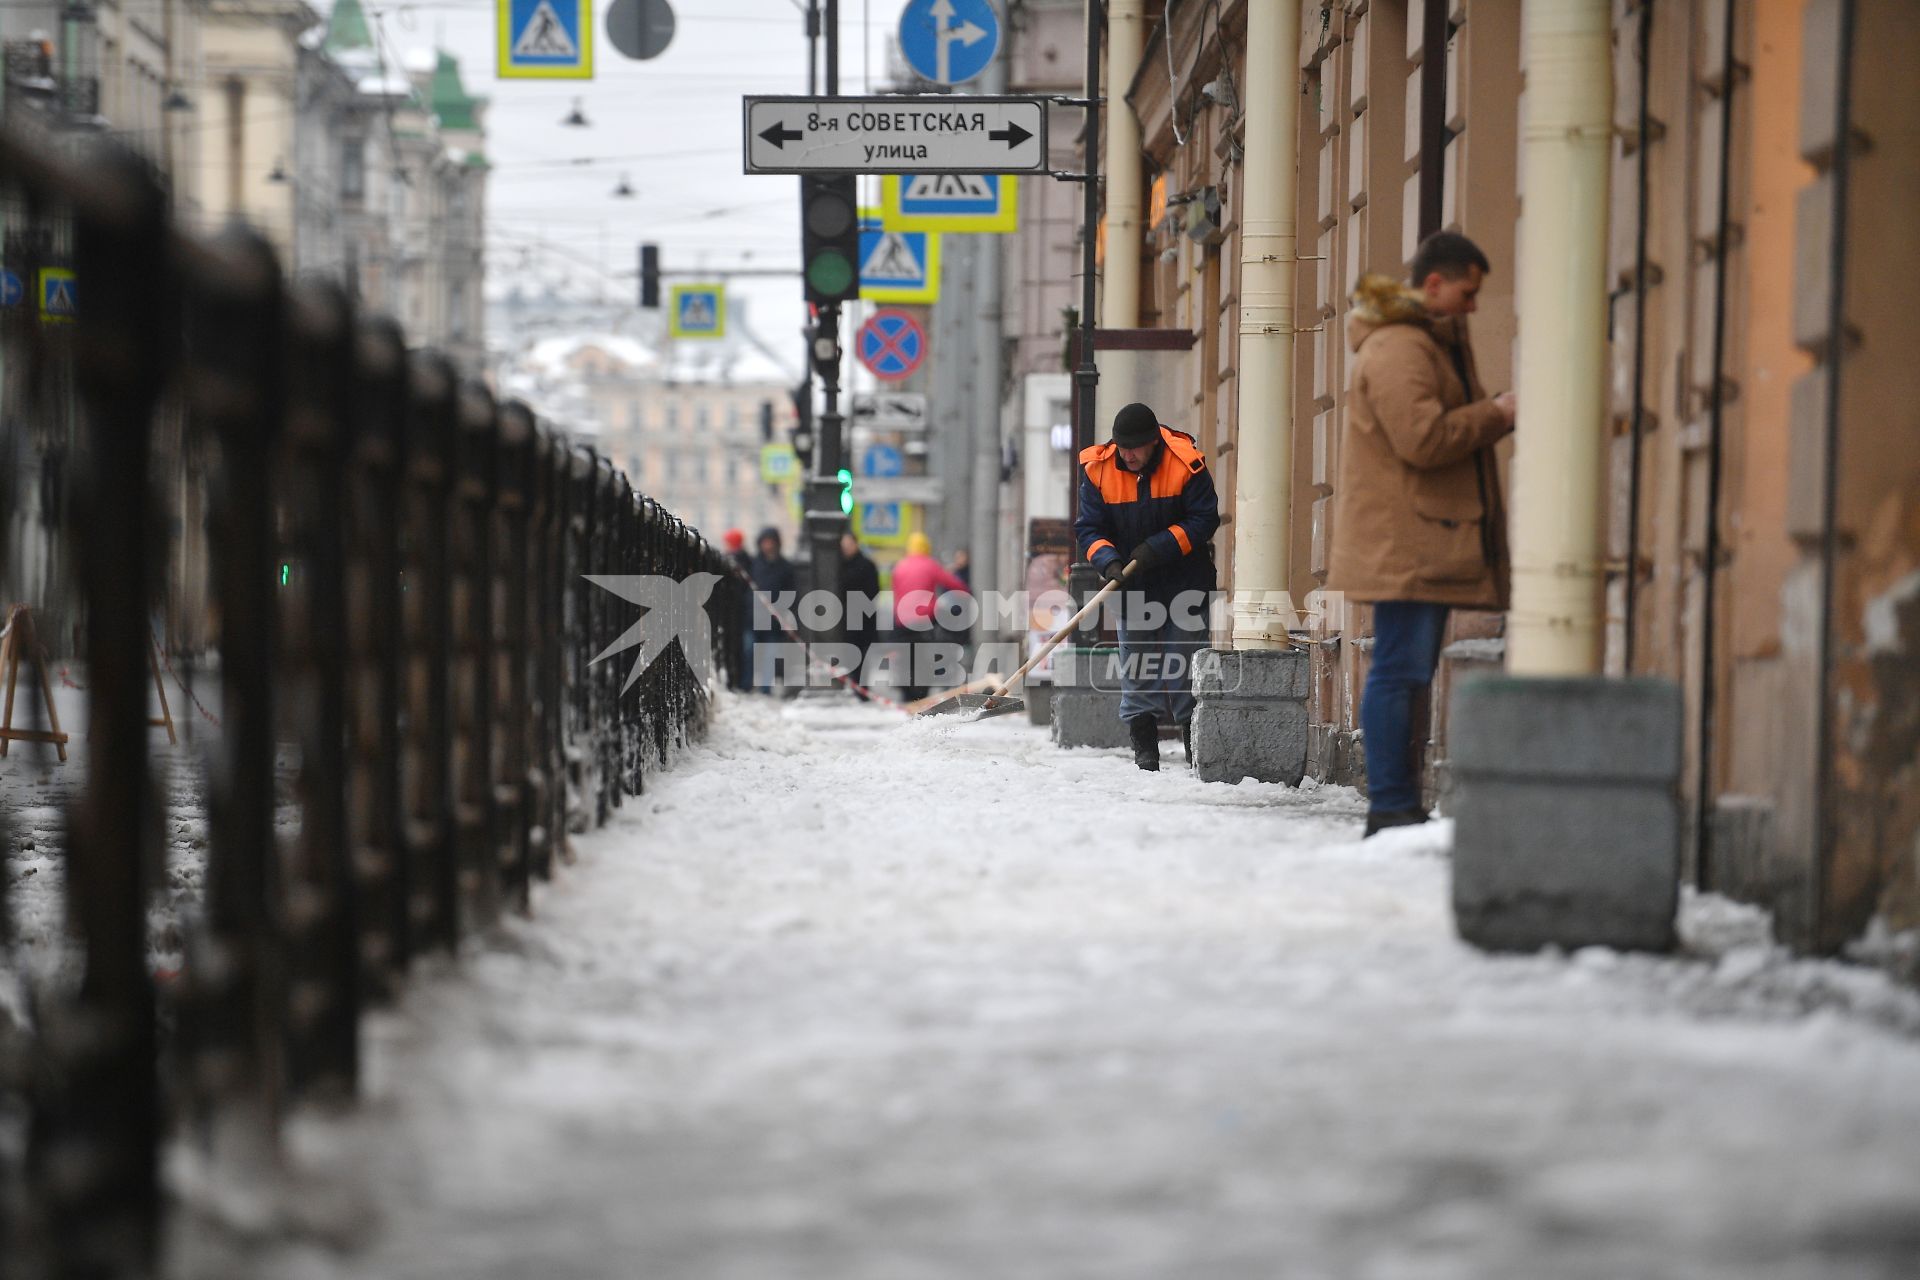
[1112,402,1160,448]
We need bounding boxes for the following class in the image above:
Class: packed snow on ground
[199,691,1920,1280]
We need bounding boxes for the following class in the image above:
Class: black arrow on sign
[988,121,1033,149]
[759,121,804,149]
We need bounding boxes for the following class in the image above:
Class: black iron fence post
[496,402,535,914]
[403,355,459,954]
[281,283,360,1100]
[177,227,289,1181]
[32,144,172,1278]
[349,318,411,993]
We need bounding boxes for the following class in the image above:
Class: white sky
[362,0,896,341]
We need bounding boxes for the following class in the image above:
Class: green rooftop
[323,0,373,54]
[430,50,481,133]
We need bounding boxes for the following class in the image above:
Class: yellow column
[1228,0,1300,649]
[1508,0,1613,674]
[1101,0,1145,329]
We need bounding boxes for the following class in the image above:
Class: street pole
[969,28,1008,605]
[1071,0,1102,512]
[804,0,848,666]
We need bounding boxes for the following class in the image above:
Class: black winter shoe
[1363,807,1430,837]
[1180,720,1193,762]
[1128,714,1160,772]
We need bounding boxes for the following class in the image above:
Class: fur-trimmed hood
[1345,273,1431,351]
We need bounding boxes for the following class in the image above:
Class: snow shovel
[917,560,1137,721]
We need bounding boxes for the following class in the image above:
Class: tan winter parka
[1327,276,1513,609]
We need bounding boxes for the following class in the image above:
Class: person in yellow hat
[889,531,969,702]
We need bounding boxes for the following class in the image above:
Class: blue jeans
[1117,609,1206,725]
[1360,601,1450,813]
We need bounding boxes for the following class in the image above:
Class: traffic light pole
[1074,0,1101,478]
[803,0,848,666]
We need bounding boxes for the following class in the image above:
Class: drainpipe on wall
[1506,0,1612,676]
[1186,0,1307,787]
[1450,0,1684,956]
[1101,0,1144,331]
[1226,0,1298,651]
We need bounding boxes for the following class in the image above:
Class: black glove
[1127,540,1170,572]
[1098,557,1129,584]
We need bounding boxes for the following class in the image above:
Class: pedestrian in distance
[1073,401,1220,772]
[839,530,881,698]
[722,528,754,692]
[1329,230,1518,837]
[889,530,969,703]
[748,526,798,695]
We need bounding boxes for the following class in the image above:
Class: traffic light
[836,467,854,516]
[809,307,841,381]
[757,400,774,443]
[788,380,814,471]
[799,175,859,304]
[639,243,659,308]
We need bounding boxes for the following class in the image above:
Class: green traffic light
[837,467,853,516]
[806,249,855,300]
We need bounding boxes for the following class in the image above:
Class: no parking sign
[856,309,926,382]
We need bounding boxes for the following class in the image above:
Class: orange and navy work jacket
[1074,425,1220,601]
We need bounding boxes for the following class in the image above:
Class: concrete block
[1191,648,1311,785]
[1050,689,1130,750]
[1449,676,1682,953]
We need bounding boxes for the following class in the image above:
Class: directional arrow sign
[743,95,1047,175]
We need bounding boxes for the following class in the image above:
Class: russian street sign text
[744,96,1045,175]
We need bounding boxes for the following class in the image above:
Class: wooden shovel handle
[986,560,1136,702]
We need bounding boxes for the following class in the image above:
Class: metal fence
[0,132,746,1276]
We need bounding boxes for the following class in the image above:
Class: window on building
[342,138,365,202]
[726,403,741,429]
[667,402,682,429]
[696,403,711,429]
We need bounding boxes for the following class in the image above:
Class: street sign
[604,0,673,60]
[898,0,1000,86]
[857,209,939,305]
[0,269,22,308]
[668,283,725,339]
[38,268,74,323]
[498,0,592,79]
[879,172,1018,233]
[760,443,799,484]
[742,96,1045,175]
[851,391,929,430]
[861,443,904,478]
[856,309,926,382]
[857,501,906,545]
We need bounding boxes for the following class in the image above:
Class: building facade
[1074,0,1917,955]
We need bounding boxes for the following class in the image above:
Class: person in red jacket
[889,531,969,701]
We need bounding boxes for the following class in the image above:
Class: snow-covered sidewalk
[240,694,1920,1280]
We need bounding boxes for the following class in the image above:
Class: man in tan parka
[1329,231,1517,836]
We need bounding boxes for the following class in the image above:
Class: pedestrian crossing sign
[857,501,908,547]
[879,172,1017,234]
[857,208,940,305]
[668,284,725,339]
[38,268,75,324]
[498,0,593,79]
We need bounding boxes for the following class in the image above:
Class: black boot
[1363,808,1430,837]
[1180,720,1193,762]
[1127,714,1160,772]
